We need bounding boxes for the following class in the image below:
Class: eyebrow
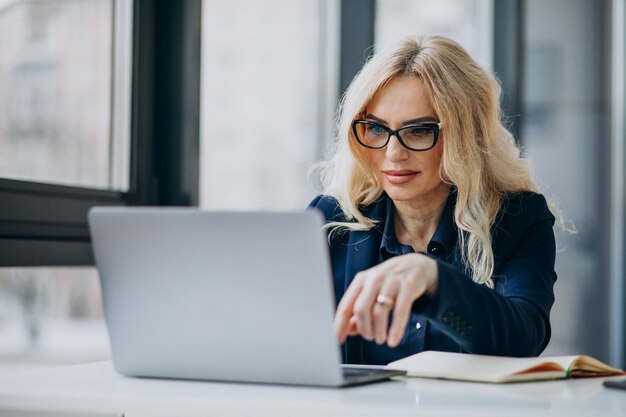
[364,113,437,125]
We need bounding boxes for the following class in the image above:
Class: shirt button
[415,322,422,330]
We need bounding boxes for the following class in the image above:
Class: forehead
[366,76,436,122]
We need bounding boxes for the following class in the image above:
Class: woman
[309,35,558,365]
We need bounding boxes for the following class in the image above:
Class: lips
[382,169,419,184]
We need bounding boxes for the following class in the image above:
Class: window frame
[339,0,375,95]
[493,0,524,143]
[0,0,201,267]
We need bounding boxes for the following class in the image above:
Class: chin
[382,182,446,203]
[383,187,422,202]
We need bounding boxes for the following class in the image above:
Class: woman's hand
[334,253,438,348]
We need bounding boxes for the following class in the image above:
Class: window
[520,0,610,361]
[0,0,133,267]
[0,267,108,374]
[200,0,339,210]
[375,0,493,70]
[0,0,131,374]
[0,0,131,191]
[0,0,202,373]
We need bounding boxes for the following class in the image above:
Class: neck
[393,184,451,251]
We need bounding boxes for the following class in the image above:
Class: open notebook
[385,351,625,383]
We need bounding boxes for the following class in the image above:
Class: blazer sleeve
[418,193,557,357]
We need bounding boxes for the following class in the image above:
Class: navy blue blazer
[309,190,557,365]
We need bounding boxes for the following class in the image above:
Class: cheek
[417,152,444,186]
[362,151,382,185]
[418,147,442,170]
[424,144,444,175]
[365,150,382,171]
[427,151,443,172]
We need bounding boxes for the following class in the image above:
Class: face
[362,76,445,206]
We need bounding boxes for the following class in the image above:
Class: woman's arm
[421,214,556,356]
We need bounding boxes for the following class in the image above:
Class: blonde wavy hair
[317,35,542,288]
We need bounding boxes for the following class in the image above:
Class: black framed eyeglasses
[352,120,442,151]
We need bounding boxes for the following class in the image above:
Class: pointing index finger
[334,276,364,343]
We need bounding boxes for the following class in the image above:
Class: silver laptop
[88,207,404,387]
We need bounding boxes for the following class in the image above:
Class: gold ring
[376,294,394,309]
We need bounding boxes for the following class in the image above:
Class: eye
[408,127,431,136]
[365,124,386,135]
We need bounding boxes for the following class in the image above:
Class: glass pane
[375,0,493,70]
[0,0,126,190]
[0,267,109,374]
[522,0,609,361]
[200,0,336,210]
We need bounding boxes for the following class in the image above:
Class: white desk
[0,361,625,417]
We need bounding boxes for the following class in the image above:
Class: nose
[385,133,409,161]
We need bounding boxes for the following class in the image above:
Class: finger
[351,272,385,341]
[346,315,358,336]
[387,281,421,348]
[334,295,359,343]
[372,281,399,345]
[371,304,391,345]
[334,274,365,343]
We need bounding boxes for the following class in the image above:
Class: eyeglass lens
[355,123,436,150]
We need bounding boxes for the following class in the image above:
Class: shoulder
[307,195,347,223]
[492,191,556,243]
[308,194,389,223]
[498,191,555,224]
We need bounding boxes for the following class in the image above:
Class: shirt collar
[379,188,457,260]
